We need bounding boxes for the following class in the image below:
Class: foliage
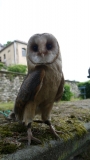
[7,64,27,74]
[0,62,3,68]
[0,62,7,70]
[4,41,12,47]
[61,84,73,101]
[78,81,90,99]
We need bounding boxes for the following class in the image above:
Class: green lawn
[0,99,81,111]
[0,102,14,111]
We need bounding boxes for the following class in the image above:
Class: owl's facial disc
[27,34,59,64]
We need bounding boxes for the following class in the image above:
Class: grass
[0,102,14,111]
[70,97,83,101]
[0,98,82,111]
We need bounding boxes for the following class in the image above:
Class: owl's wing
[55,72,64,101]
[14,68,45,117]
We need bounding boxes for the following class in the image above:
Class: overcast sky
[0,0,90,82]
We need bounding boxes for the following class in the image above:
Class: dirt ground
[0,99,90,124]
[53,99,90,123]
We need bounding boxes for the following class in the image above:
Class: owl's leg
[41,103,63,139]
[20,102,41,145]
[27,123,41,145]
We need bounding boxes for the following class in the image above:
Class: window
[4,54,6,59]
[22,48,26,57]
[0,57,1,62]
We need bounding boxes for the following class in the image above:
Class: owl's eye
[32,44,38,52]
[46,43,52,50]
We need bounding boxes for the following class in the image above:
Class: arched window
[4,54,6,59]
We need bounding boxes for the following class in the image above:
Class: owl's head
[27,33,60,64]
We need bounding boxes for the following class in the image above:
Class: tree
[78,81,90,99]
[4,41,12,47]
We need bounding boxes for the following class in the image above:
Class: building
[0,40,27,66]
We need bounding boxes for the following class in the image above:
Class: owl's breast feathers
[14,68,45,116]
[14,65,64,118]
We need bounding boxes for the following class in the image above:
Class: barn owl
[11,33,64,145]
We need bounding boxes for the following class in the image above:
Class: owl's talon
[31,136,42,144]
[18,137,27,142]
[55,130,64,134]
[49,125,63,139]
[18,135,41,145]
[18,128,41,145]
[27,128,41,145]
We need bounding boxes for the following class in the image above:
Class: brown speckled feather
[55,72,64,101]
[14,68,45,119]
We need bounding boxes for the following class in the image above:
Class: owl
[11,33,64,145]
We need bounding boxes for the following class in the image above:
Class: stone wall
[0,71,25,102]
[0,71,80,102]
[65,80,80,98]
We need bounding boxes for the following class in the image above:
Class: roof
[0,43,4,51]
[0,43,4,47]
[0,40,27,52]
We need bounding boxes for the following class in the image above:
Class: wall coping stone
[1,122,90,160]
[0,70,26,76]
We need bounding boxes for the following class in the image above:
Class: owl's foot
[27,128,41,145]
[49,125,63,139]
[44,120,63,139]
[18,124,41,145]
[33,120,63,139]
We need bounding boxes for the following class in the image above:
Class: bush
[61,84,73,101]
[7,64,27,74]
[78,81,90,99]
[0,62,7,70]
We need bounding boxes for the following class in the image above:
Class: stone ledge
[0,70,26,75]
[1,122,90,160]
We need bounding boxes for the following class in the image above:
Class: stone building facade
[0,40,27,66]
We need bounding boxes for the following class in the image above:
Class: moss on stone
[10,123,27,133]
[0,142,17,154]
[0,100,90,155]
[52,117,87,141]
[0,125,13,138]
[0,118,87,154]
